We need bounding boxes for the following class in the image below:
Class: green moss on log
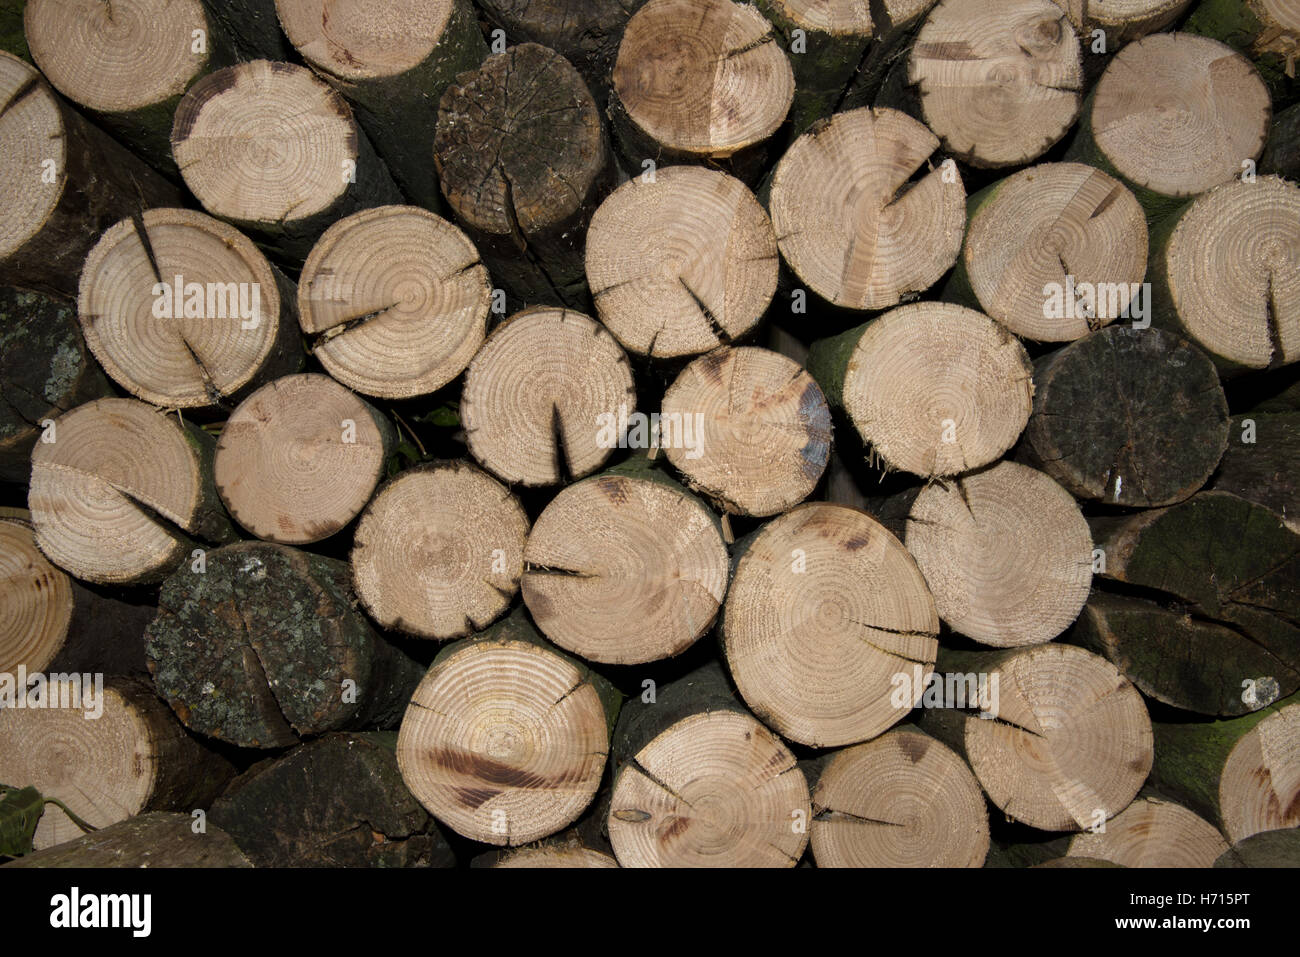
[0,288,113,483]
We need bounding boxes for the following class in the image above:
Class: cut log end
[770,107,966,311]
[1212,412,1300,533]
[0,678,229,851]
[809,730,990,868]
[608,710,810,867]
[461,308,636,486]
[1087,492,1300,714]
[29,398,210,585]
[214,374,391,545]
[523,470,729,665]
[958,644,1153,831]
[768,0,874,33]
[612,0,795,157]
[24,0,210,114]
[904,461,1093,647]
[1163,176,1300,370]
[841,302,1033,478]
[1024,326,1231,507]
[172,60,357,227]
[1091,32,1270,198]
[474,0,640,99]
[299,205,490,399]
[1066,796,1230,868]
[909,0,1083,167]
[493,845,619,868]
[352,462,529,640]
[274,0,455,80]
[0,515,73,675]
[964,162,1148,341]
[1215,828,1300,868]
[1219,702,1300,843]
[1052,0,1193,42]
[586,166,778,359]
[723,503,939,748]
[79,209,289,409]
[662,347,831,517]
[435,42,605,238]
[396,638,611,846]
[0,54,66,262]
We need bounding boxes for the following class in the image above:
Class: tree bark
[753,0,875,137]
[0,0,28,62]
[0,287,113,483]
[1085,491,1300,712]
[1072,592,1284,717]
[200,0,290,61]
[835,0,938,113]
[1260,100,1300,179]
[1184,0,1300,105]
[211,732,456,867]
[144,541,425,749]
[0,52,182,296]
[2,811,252,867]
[1211,412,1300,532]
[1215,828,1300,867]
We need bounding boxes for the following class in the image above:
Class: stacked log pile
[0,0,1297,871]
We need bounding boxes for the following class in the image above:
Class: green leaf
[415,404,460,428]
[0,785,45,857]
